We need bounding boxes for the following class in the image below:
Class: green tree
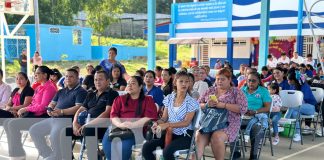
[6,0,84,25]
[83,0,125,45]
[122,0,193,14]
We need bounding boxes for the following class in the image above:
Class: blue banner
[176,0,229,23]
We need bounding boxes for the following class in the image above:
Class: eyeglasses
[247,79,257,83]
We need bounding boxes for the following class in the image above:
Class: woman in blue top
[144,70,164,109]
[142,71,199,160]
[272,67,290,90]
[241,71,272,160]
[285,68,316,142]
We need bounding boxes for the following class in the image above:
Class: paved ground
[0,130,323,160]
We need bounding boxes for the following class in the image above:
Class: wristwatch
[61,109,64,115]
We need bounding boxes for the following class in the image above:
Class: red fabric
[110,95,158,119]
[262,75,273,83]
[31,82,41,90]
[12,92,21,107]
[154,77,163,86]
[238,79,246,89]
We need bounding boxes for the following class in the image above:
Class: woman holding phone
[195,68,247,160]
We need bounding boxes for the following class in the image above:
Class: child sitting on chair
[268,82,283,145]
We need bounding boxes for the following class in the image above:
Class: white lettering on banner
[177,1,228,23]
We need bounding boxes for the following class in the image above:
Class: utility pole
[34,0,41,52]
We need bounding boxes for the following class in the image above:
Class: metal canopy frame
[0,0,34,80]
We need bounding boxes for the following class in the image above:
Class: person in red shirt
[154,66,163,86]
[102,76,158,160]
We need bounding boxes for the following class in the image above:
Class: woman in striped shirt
[142,71,199,160]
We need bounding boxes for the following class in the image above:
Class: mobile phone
[47,107,54,112]
[209,95,217,101]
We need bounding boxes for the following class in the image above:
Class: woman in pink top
[32,51,42,66]
[3,66,57,159]
[0,72,34,119]
[17,66,57,117]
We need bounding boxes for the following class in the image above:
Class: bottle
[86,113,91,124]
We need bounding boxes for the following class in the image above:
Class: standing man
[99,47,128,79]
[19,49,27,73]
[29,68,88,160]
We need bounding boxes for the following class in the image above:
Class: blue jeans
[284,103,315,134]
[244,113,268,135]
[102,129,135,160]
[270,112,281,134]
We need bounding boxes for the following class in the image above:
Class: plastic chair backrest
[192,108,202,129]
[310,87,324,104]
[117,91,127,96]
[279,90,303,108]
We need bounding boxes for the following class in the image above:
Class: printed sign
[176,0,228,23]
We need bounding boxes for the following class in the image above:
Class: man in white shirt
[267,54,277,69]
[291,51,304,65]
[303,53,315,67]
[277,52,290,64]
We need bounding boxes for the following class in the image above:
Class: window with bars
[212,39,246,46]
[303,36,313,57]
[73,29,82,45]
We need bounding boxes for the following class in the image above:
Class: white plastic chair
[117,91,127,96]
[310,87,324,136]
[173,108,202,160]
[154,108,202,160]
[278,90,303,149]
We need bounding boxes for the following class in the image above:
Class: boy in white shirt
[267,54,277,69]
[303,53,315,67]
[291,51,304,65]
[277,52,290,64]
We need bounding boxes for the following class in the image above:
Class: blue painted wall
[91,45,147,61]
[15,24,93,61]
[210,58,250,70]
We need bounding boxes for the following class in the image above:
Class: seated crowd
[0,48,323,160]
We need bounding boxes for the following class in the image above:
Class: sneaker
[302,125,312,134]
[316,128,324,136]
[10,156,26,160]
[272,137,280,145]
[293,134,301,142]
[244,135,250,143]
[278,126,284,132]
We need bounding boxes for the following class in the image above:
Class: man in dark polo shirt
[72,71,119,160]
[29,68,87,160]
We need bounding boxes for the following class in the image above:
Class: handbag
[199,107,229,133]
[108,127,134,140]
[108,96,145,140]
[199,88,238,133]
